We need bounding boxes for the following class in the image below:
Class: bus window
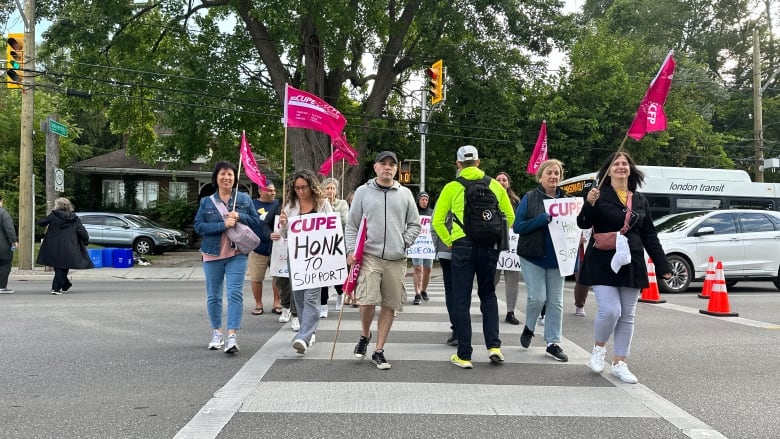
[645,195,671,217]
[729,199,774,210]
[676,198,722,211]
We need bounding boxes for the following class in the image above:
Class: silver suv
[76,212,188,255]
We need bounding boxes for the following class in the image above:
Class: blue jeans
[450,239,501,360]
[519,256,564,343]
[203,254,248,331]
[293,286,320,344]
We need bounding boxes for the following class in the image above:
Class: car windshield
[654,211,711,233]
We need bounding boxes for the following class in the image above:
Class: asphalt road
[2,265,780,438]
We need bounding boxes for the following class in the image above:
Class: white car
[654,209,780,293]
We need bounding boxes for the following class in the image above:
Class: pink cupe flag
[332,133,358,165]
[240,131,267,189]
[627,50,676,141]
[283,84,347,139]
[343,215,367,296]
[526,120,548,175]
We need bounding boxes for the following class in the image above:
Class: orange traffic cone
[699,256,716,299]
[699,261,739,317]
[639,258,666,303]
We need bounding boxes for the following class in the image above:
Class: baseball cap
[457,145,479,161]
[375,151,398,164]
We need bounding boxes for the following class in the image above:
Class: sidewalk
[10,266,207,281]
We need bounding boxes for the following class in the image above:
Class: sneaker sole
[546,352,569,362]
[293,340,307,354]
[489,354,504,363]
[372,361,391,370]
[224,345,239,354]
[450,357,474,369]
[208,344,223,350]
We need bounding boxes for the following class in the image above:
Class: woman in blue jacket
[194,161,262,354]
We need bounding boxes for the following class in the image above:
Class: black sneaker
[413,294,422,305]
[354,333,371,359]
[546,343,569,362]
[446,331,458,346]
[505,312,520,325]
[420,291,429,301]
[520,326,534,348]
[371,350,391,370]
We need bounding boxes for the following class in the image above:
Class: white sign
[543,197,585,276]
[54,168,65,192]
[269,217,289,277]
[496,229,521,271]
[287,212,348,289]
[407,215,435,259]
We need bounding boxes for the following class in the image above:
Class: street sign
[49,119,68,137]
[54,168,65,192]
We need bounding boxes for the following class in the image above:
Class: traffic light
[425,59,443,105]
[5,33,23,89]
[399,160,412,184]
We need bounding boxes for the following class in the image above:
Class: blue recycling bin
[112,248,134,268]
[88,249,103,268]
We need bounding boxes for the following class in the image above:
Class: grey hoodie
[345,178,421,261]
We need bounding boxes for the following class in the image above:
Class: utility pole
[753,28,764,183]
[419,91,428,193]
[17,0,35,269]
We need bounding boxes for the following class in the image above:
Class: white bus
[559,166,780,217]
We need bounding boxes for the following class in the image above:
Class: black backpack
[453,175,508,249]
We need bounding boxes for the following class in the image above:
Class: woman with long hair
[278,169,333,354]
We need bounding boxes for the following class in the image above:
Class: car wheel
[774,267,780,291]
[134,237,154,255]
[659,255,691,294]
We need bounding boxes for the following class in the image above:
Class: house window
[101,179,158,208]
[169,181,188,200]
[137,181,159,208]
[102,180,125,206]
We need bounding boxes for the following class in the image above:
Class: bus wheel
[659,255,691,294]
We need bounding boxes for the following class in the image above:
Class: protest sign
[496,229,521,271]
[269,216,289,277]
[287,213,348,289]
[407,215,435,259]
[543,197,585,276]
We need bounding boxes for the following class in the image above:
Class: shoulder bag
[211,194,261,254]
[592,191,632,251]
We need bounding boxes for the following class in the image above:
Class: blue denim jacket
[194,191,262,256]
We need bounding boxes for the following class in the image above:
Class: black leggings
[320,284,344,305]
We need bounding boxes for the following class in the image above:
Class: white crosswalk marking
[175,279,727,439]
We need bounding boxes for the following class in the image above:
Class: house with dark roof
[69,149,278,210]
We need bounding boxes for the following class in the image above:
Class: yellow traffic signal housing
[425,59,443,105]
[5,33,23,89]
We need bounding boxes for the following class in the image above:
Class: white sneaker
[224,334,239,354]
[279,308,291,323]
[208,330,224,350]
[310,333,315,345]
[291,316,300,331]
[335,295,343,311]
[611,361,638,384]
[292,339,307,354]
[575,306,587,317]
[320,304,328,318]
[0,288,14,294]
[538,315,545,326]
[589,345,606,373]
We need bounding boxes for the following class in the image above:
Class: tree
[37,0,571,192]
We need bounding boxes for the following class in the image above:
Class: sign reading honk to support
[286,213,348,289]
[543,197,585,276]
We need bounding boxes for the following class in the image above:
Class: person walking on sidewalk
[346,151,420,370]
[0,194,18,294]
[577,151,671,383]
[514,159,570,362]
[493,172,521,324]
[248,183,281,316]
[432,145,515,369]
[36,197,94,294]
[411,192,433,305]
[194,161,263,354]
[278,170,334,355]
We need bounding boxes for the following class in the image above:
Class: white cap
[457,145,479,161]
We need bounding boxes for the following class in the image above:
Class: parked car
[76,212,189,255]
[653,209,780,293]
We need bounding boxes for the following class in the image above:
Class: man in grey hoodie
[345,151,421,370]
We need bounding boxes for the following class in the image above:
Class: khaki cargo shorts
[355,254,407,311]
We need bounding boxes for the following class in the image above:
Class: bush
[157,198,197,230]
